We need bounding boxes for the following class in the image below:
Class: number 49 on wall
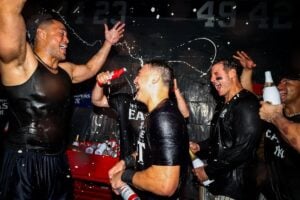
[196,1,292,29]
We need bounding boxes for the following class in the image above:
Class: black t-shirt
[136,99,189,200]
[108,93,147,158]
[264,114,300,200]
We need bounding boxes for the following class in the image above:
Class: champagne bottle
[98,67,127,86]
[263,71,281,105]
[189,149,214,186]
[118,184,140,200]
[189,149,204,168]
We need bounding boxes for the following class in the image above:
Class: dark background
[22,0,298,140]
[16,0,299,198]
[21,0,298,160]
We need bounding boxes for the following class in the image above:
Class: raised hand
[233,51,256,69]
[104,21,125,45]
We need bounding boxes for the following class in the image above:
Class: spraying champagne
[98,67,127,86]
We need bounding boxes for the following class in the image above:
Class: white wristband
[192,158,204,168]
[202,179,214,186]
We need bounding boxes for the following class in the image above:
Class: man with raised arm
[0,0,124,199]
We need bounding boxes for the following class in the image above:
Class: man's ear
[228,68,237,79]
[36,28,47,40]
[151,73,160,84]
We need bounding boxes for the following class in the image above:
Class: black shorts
[0,147,74,200]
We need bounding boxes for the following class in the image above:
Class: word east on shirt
[108,93,147,158]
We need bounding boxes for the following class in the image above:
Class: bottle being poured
[97,67,127,86]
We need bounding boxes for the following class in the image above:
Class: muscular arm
[259,102,300,153]
[132,165,180,196]
[91,72,110,107]
[0,0,37,86]
[272,115,300,153]
[131,112,186,196]
[134,112,186,195]
[0,0,26,64]
[60,22,125,84]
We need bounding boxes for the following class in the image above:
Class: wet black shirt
[198,89,263,200]
[264,114,300,200]
[108,93,147,158]
[136,99,189,200]
[4,62,72,152]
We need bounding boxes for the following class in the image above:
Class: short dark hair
[144,59,174,88]
[280,68,300,81]
[212,58,242,78]
[26,13,63,44]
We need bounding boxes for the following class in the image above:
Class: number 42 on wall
[196,1,292,29]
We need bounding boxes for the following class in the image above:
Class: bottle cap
[265,71,274,83]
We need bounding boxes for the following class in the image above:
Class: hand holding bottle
[118,184,140,200]
[189,142,214,186]
[259,102,284,123]
[97,67,127,87]
[109,169,140,199]
[189,149,204,168]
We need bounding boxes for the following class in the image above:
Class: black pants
[0,147,74,200]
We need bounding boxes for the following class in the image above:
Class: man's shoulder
[151,99,183,120]
[237,90,259,104]
[110,93,133,100]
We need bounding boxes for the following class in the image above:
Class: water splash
[52,8,217,81]
[52,9,102,47]
[115,41,144,66]
[169,37,218,73]
[168,60,207,77]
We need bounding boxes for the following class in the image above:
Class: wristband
[124,155,135,168]
[121,169,135,185]
[202,179,214,186]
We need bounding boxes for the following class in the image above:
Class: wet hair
[144,59,174,88]
[281,68,300,81]
[212,58,243,79]
[26,13,64,44]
